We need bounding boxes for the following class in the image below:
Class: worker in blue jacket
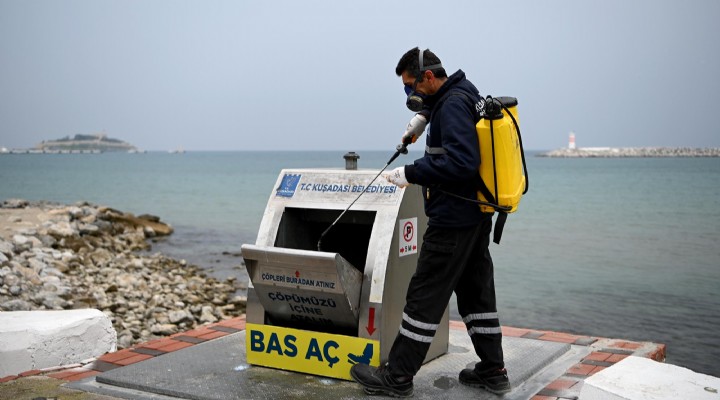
[350,47,510,397]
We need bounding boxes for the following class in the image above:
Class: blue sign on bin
[276,174,301,197]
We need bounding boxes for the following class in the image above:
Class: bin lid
[241,244,363,331]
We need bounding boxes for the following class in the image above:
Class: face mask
[404,49,442,112]
[405,79,425,112]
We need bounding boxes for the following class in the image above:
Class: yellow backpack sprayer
[476,96,528,243]
[433,94,528,244]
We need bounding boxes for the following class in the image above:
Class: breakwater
[539,147,720,158]
[0,199,246,349]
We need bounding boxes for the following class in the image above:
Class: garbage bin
[241,158,449,380]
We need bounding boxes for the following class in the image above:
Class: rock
[89,248,114,266]
[47,222,76,238]
[1,299,33,311]
[115,273,138,288]
[37,293,68,309]
[143,226,156,238]
[42,278,72,297]
[46,208,71,222]
[9,285,22,296]
[2,198,29,208]
[15,265,42,285]
[199,306,218,323]
[27,257,47,273]
[28,236,43,248]
[12,234,29,246]
[168,309,193,324]
[0,239,13,256]
[51,260,69,273]
[110,297,128,311]
[37,234,57,248]
[16,227,37,236]
[94,219,112,231]
[153,314,170,325]
[59,251,74,261]
[61,236,89,252]
[41,267,64,279]
[67,206,84,219]
[0,252,8,264]
[102,211,174,236]
[117,330,134,349]
[150,323,178,335]
[78,223,99,235]
[3,274,19,287]
[229,295,248,304]
[186,294,202,305]
[127,301,144,311]
[137,214,161,223]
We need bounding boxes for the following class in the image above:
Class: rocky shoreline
[0,199,246,349]
[539,147,720,158]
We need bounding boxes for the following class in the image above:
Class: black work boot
[459,368,511,394]
[350,363,413,398]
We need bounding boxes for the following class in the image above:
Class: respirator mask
[405,49,442,112]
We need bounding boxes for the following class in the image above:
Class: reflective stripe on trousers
[463,312,502,336]
[399,312,438,343]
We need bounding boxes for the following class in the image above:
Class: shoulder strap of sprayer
[435,91,513,245]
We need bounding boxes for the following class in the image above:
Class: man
[349,47,510,397]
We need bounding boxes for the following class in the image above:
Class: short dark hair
[395,47,447,79]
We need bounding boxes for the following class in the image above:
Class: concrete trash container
[241,164,449,380]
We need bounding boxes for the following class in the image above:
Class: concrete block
[0,309,117,377]
[581,356,720,400]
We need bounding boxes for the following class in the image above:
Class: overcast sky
[1,0,718,151]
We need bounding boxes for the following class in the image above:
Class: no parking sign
[398,217,418,257]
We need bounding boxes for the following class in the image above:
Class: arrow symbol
[366,307,377,335]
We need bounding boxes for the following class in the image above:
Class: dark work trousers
[387,217,504,377]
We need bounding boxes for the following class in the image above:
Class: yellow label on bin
[246,323,380,380]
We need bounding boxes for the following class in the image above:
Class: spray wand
[316,137,412,251]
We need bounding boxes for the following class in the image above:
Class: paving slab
[581,356,720,400]
[68,328,588,400]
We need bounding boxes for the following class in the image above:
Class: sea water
[1,151,718,376]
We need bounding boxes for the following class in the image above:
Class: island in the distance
[1,134,140,154]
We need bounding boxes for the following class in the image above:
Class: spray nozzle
[389,138,411,165]
[396,135,413,154]
[396,142,409,155]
